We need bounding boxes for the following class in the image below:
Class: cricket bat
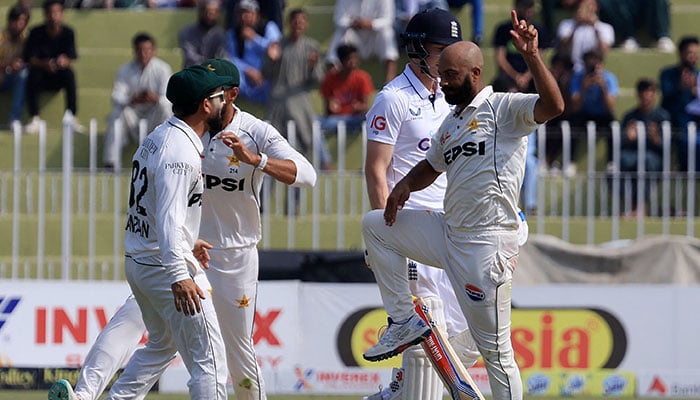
[413,297,485,400]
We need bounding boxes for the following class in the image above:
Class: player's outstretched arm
[509,10,564,123]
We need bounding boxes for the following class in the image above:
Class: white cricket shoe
[656,37,675,53]
[363,367,404,400]
[363,313,431,362]
[48,378,77,400]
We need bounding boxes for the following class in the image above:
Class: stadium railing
[1,114,698,280]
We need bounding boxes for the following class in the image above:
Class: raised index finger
[511,10,519,28]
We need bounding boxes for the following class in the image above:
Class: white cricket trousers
[362,209,523,400]
[74,295,145,400]
[205,245,266,400]
[108,257,228,400]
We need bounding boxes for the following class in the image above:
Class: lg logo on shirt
[443,141,486,164]
[369,115,386,131]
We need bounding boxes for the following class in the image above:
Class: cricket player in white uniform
[363,9,480,400]
[47,59,316,400]
[361,12,564,400]
[197,58,317,400]
[114,64,230,400]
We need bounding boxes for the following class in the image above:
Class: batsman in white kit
[361,11,564,400]
[48,59,317,400]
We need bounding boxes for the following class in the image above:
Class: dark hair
[7,4,29,23]
[583,49,603,63]
[133,32,155,48]
[172,101,200,118]
[678,35,699,54]
[287,7,305,21]
[550,52,573,70]
[336,44,358,64]
[636,78,656,94]
[42,0,64,12]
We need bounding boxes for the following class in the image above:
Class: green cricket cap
[166,64,231,106]
[202,58,240,88]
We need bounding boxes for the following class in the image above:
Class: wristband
[256,152,268,170]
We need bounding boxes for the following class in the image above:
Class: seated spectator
[319,44,374,135]
[394,0,448,43]
[659,35,699,171]
[446,0,483,44]
[492,0,549,93]
[597,0,674,52]
[326,0,398,84]
[569,49,618,163]
[102,33,172,170]
[0,5,30,127]
[178,0,226,67]
[543,52,575,169]
[263,8,331,169]
[556,0,614,73]
[659,36,698,129]
[570,49,618,127]
[619,78,669,215]
[23,0,83,134]
[225,0,281,104]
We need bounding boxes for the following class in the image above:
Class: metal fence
[1,114,698,280]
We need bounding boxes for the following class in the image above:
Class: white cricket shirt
[124,116,204,284]
[199,106,316,249]
[366,64,449,211]
[426,86,539,231]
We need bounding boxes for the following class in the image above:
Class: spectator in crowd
[544,51,575,169]
[659,36,698,128]
[569,49,618,130]
[569,49,618,169]
[555,0,614,73]
[446,0,483,44]
[659,35,699,171]
[319,43,374,135]
[263,8,331,169]
[178,0,226,67]
[102,33,172,171]
[326,0,398,84]
[394,0,448,43]
[597,0,674,53]
[224,0,284,32]
[0,5,30,128]
[492,0,549,93]
[225,0,281,104]
[23,0,82,134]
[619,78,669,215]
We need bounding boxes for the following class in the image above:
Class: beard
[206,108,224,134]
[442,76,473,106]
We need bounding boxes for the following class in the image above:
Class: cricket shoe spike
[363,313,431,362]
[363,367,404,400]
[48,379,77,400]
